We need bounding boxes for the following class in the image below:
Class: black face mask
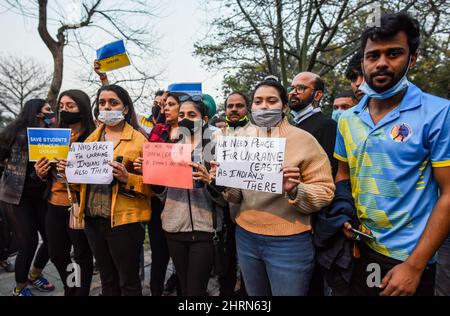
[227,116,249,128]
[151,106,160,119]
[60,111,82,124]
[178,118,203,135]
[151,106,166,124]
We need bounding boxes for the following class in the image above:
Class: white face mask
[98,110,125,126]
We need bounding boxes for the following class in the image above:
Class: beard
[289,94,315,111]
[365,60,409,93]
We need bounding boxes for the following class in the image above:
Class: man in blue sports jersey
[334,11,450,296]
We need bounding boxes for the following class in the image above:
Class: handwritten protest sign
[96,40,131,72]
[27,128,71,162]
[65,142,114,184]
[215,136,286,194]
[143,142,193,189]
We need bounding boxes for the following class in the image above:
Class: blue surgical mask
[42,112,56,127]
[332,109,344,122]
[359,58,411,100]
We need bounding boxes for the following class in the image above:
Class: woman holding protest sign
[209,78,335,296]
[134,96,225,296]
[34,90,96,296]
[135,91,184,296]
[157,96,225,296]
[0,99,56,296]
[160,96,224,296]
[57,84,152,296]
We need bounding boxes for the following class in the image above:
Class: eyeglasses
[179,94,203,103]
[287,85,314,94]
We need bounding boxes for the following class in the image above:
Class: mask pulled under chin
[251,109,283,128]
[226,115,249,128]
[98,111,125,126]
[359,76,409,100]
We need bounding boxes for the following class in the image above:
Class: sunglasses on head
[179,94,203,103]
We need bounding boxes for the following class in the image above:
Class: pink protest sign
[143,142,193,189]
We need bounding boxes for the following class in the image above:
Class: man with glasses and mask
[288,72,338,178]
[288,72,338,297]
[335,12,450,296]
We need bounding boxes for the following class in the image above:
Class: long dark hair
[94,85,140,131]
[0,99,47,160]
[57,90,96,142]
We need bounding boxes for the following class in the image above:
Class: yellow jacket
[78,123,152,227]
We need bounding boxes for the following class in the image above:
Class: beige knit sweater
[223,117,335,236]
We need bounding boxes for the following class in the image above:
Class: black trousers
[166,232,214,296]
[148,196,170,296]
[46,204,93,296]
[2,194,49,284]
[308,262,326,296]
[350,243,435,296]
[218,214,237,296]
[84,217,144,296]
[0,205,13,260]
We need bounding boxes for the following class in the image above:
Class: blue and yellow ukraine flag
[96,40,131,72]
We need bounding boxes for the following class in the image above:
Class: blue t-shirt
[334,83,450,261]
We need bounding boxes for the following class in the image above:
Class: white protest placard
[65,142,114,184]
[215,136,286,194]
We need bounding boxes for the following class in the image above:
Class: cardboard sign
[167,82,202,96]
[65,142,114,184]
[215,136,286,194]
[143,142,193,189]
[96,40,131,72]
[27,128,71,162]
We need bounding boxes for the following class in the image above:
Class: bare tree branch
[0,55,51,117]
[4,0,161,107]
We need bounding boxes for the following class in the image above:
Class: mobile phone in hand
[350,228,376,241]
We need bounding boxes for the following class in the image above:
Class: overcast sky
[0,0,226,114]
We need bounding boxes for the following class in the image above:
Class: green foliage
[196,0,449,106]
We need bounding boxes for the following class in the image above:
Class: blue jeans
[436,234,450,296]
[235,225,315,296]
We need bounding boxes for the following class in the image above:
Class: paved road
[0,248,220,296]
